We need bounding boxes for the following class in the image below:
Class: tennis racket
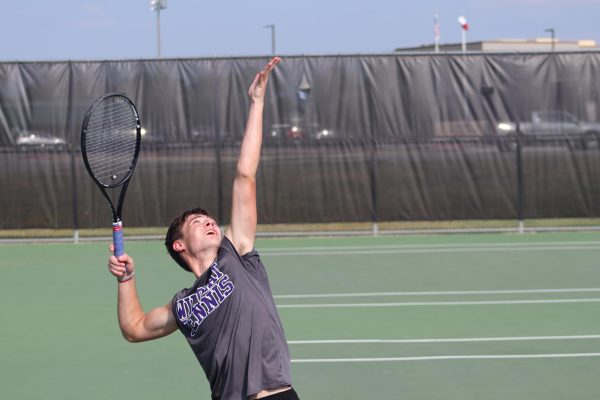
[80,94,142,266]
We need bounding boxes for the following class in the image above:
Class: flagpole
[458,15,468,53]
[457,15,469,121]
[434,11,440,53]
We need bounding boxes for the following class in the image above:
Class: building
[395,38,599,53]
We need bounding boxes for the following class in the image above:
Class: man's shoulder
[219,236,256,257]
[219,236,237,255]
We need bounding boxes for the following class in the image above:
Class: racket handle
[113,221,125,257]
[113,221,132,280]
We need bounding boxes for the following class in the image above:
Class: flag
[458,15,469,31]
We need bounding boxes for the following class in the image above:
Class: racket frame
[80,93,142,223]
[80,93,142,259]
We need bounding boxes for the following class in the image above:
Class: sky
[1,0,599,61]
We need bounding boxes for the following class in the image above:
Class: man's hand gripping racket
[80,94,142,282]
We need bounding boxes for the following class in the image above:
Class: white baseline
[291,353,600,363]
[277,298,600,308]
[274,287,600,299]
[259,242,600,256]
[288,334,600,345]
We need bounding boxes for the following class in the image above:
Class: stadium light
[150,0,168,58]
[264,24,276,55]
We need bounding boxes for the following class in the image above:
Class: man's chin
[207,234,221,243]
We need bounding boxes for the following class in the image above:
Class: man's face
[180,213,221,253]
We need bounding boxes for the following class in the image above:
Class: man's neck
[190,251,218,278]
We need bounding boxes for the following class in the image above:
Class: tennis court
[2,231,600,399]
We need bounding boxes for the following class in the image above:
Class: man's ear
[173,240,185,253]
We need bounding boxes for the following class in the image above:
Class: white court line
[288,335,600,345]
[274,288,600,299]
[291,353,600,363]
[260,241,600,253]
[260,245,600,256]
[277,298,600,308]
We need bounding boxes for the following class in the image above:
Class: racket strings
[85,98,139,186]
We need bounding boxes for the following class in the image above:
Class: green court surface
[2,232,600,399]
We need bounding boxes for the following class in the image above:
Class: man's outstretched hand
[248,57,281,103]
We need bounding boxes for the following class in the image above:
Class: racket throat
[114,179,131,222]
[110,208,120,225]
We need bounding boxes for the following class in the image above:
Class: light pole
[545,28,555,52]
[433,12,440,53]
[150,0,168,58]
[264,24,276,55]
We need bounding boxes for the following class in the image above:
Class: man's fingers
[249,57,279,98]
[263,58,279,76]
[109,254,130,267]
[108,257,126,276]
[109,259,128,273]
[260,57,280,82]
[107,248,133,278]
[266,56,281,71]
[109,265,126,275]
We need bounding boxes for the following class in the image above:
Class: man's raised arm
[226,57,281,255]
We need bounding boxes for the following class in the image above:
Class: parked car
[269,122,334,142]
[191,125,235,144]
[15,131,67,148]
[495,111,600,151]
[268,113,335,142]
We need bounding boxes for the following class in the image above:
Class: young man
[108,57,299,400]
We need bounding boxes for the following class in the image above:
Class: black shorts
[263,387,300,400]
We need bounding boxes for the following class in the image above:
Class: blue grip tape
[112,222,124,257]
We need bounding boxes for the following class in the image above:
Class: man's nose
[205,220,215,227]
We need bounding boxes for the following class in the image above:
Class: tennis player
[107,57,299,400]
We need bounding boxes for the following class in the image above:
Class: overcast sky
[1,0,598,61]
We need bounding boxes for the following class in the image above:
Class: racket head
[80,94,142,189]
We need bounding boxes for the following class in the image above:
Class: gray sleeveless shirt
[171,238,292,400]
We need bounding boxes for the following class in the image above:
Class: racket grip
[113,221,125,257]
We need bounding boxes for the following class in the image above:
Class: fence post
[67,62,80,243]
[70,144,80,243]
[516,121,525,233]
[370,138,379,236]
